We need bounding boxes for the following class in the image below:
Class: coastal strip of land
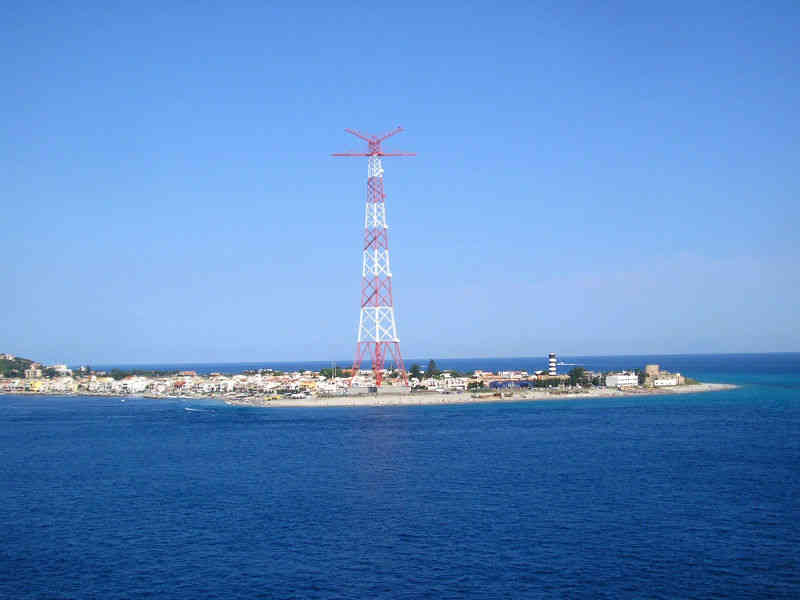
[224,382,738,408]
[0,354,738,407]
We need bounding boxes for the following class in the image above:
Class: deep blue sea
[2,353,799,599]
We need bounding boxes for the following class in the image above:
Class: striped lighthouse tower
[548,353,557,376]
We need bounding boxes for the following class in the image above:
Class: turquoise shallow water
[1,354,799,598]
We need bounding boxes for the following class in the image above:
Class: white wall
[605,373,638,387]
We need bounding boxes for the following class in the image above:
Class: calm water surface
[1,354,799,598]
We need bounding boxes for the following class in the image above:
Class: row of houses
[1,376,78,394]
[604,365,684,388]
[1,362,690,397]
[1,371,326,397]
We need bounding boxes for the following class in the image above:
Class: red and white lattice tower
[332,127,414,387]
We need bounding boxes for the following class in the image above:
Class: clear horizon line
[70,350,800,368]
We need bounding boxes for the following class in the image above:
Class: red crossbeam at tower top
[332,126,413,388]
[331,126,416,157]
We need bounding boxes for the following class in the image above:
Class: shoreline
[0,383,739,407]
[223,382,738,408]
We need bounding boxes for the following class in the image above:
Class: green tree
[568,367,586,386]
[426,359,440,378]
[409,364,422,379]
[321,367,350,379]
[0,356,33,378]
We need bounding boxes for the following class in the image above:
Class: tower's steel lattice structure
[333,127,414,387]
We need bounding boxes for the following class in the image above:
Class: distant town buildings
[1,351,695,399]
[642,364,684,387]
[24,363,43,379]
[605,372,638,387]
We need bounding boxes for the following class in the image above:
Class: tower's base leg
[349,341,408,388]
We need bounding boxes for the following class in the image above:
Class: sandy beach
[225,382,738,408]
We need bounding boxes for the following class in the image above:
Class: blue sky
[2,1,798,364]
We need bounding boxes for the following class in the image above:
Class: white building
[25,364,43,379]
[445,377,468,391]
[49,377,77,393]
[654,375,679,387]
[605,372,638,387]
[317,380,348,395]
